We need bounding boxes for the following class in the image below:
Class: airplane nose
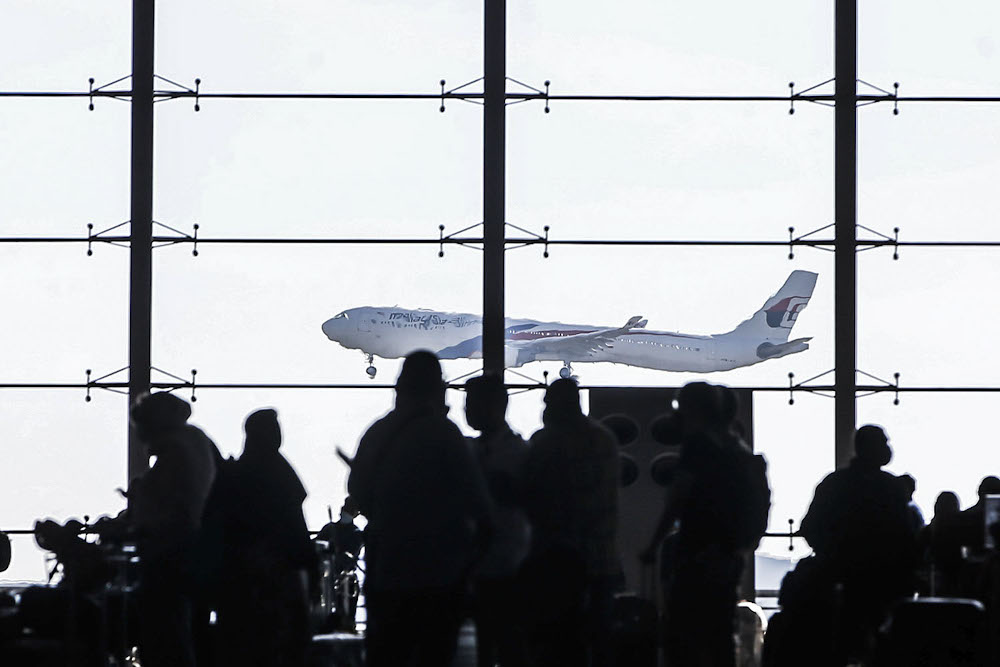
[322,318,339,340]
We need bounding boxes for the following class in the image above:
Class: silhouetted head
[898,473,916,500]
[130,392,192,451]
[395,350,445,409]
[978,476,1000,502]
[543,378,583,425]
[464,374,508,433]
[854,425,891,468]
[676,382,725,436]
[341,496,359,519]
[244,408,281,455]
[934,491,960,519]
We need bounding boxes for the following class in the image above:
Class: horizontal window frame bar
[4,236,1000,248]
[3,89,1000,104]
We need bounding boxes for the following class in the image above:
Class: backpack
[728,450,772,551]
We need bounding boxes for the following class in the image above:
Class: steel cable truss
[4,74,1000,404]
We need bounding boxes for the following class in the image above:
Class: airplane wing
[510,316,644,359]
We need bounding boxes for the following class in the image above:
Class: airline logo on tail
[765,296,811,329]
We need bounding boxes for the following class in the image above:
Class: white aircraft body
[322,271,818,378]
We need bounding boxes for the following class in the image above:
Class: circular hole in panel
[601,414,641,447]
[650,412,681,447]
[650,451,681,487]
[619,454,639,488]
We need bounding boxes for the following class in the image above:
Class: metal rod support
[834,0,858,470]
[482,0,506,376]
[128,0,154,482]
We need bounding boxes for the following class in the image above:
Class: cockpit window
[334,312,349,320]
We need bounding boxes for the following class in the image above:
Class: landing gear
[365,354,377,379]
[559,362,573,380]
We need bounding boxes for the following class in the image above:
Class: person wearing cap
[800,424,918,664]
[521,378,619,667]
[126,391,219,667]
[348,350,493,667]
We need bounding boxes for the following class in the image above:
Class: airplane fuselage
[323,306,753,372]
[322,271,817,375]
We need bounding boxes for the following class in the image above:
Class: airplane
[321,270,818,379]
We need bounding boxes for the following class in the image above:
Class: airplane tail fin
[724,270,818,344]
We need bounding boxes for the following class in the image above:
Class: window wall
[3,0,1000,581]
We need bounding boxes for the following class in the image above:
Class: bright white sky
[3,0,1000,582]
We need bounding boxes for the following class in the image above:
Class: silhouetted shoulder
[348,412,400,515]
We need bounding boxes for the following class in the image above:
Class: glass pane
[157,0,481,90]
[0,101,130,234]
[861,0,1000,97]
[509,103,832,240]
[0,393,127,583]
[0,245,128,379]
[859,106,1000,241]
[1,1,130,89]
[152,245,482,382]
[154,101,481,238]
[510,0,832,94]
[858,249,1000,387]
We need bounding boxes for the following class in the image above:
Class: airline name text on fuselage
[387,311,480,329]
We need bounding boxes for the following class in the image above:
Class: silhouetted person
[642,382,765,667]
[315,497,364,632]
[128,392,218,667]
[325,496,363,576]
[330,498,363,631]
[922,491,963,596]
[521,378,619,667]
[348,350,493,667]
[898,473,926,533]
[465,374,530,667]
[217,409,312,667]
[958,476,1000,559]
[799,425,918,665]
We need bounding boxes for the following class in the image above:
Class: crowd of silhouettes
[115,394,316,667]
[764,426,1000,667]
[10,348,1000,667]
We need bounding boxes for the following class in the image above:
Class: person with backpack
[125,392,219,667]
[641,382,770,667]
